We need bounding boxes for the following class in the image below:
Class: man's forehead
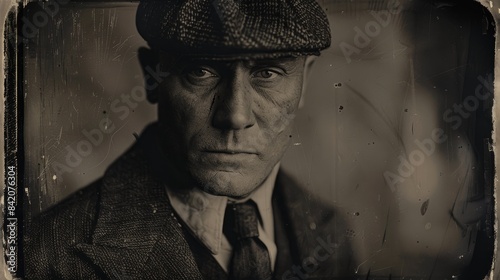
[159,52,305,68]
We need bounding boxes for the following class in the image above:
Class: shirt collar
[166,164,279,255]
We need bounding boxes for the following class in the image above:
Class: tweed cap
[136,0,331,59]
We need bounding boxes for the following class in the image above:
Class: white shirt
[166,164,280,273]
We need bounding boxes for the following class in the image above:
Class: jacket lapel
[273,190,295,278]
[273,172,353,279]
[75,140,203,280]
[273,171,320,277]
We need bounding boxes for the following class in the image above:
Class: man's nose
[212,75,255,130]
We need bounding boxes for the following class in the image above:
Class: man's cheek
[271,109,296,133]
[167,92,203,124]
[256,118,294,152]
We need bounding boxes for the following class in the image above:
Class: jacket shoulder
[24,180,102,279]
[30,179,102,232]
[276,171,338,222]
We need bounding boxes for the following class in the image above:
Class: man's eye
[252,69,281,79]
[188,68,217,79]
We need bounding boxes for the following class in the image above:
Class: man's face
[156,54,307,198]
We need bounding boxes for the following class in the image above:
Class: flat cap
[136,0,331,59]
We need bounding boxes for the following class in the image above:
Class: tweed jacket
[24,128,355,280]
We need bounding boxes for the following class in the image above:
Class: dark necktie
[223,201,273,280]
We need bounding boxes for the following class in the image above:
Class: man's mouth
[203,149,258,155]
[199,150,259,166]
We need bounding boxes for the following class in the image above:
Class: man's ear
[299,56,316,108]
[137,47,161,104]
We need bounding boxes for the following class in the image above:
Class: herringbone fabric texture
[136,0,331,59]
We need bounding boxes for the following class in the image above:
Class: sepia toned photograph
[1,0,498,279]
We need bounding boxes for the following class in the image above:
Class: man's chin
[191,170,262,198]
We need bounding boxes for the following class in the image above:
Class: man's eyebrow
[243,57,304,72]
[244,57,301,67]
[162,56,304,73]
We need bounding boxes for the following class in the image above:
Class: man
[24,0,355,279]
